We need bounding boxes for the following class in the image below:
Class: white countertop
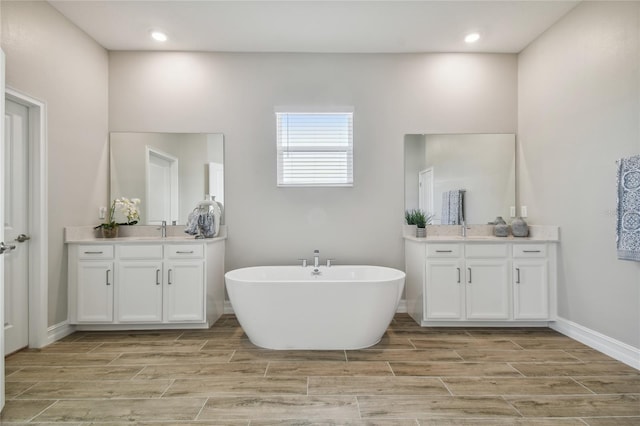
[65,225,227,244]
[403,224,559,243]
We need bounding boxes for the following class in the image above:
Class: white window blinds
[276,110,353,187]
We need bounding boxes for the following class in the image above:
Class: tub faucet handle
[297,258,308,267]
[326,259,335,267]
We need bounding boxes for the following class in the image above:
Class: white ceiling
[48,0,580,53]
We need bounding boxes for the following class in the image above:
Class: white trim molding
[551,316,640,370]
[46,321,75,346]
[5,88,49,349]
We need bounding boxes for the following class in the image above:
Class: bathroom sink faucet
[160,220,167,238]
[313,249,320,268]
[461,220,467,238]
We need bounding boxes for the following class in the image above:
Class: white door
[146,148,178,225]
[425,259,464,320]
[117,261,163,322]
[3,98,29,355]
[465,259,510,320]
[419,168,434,218]
[164,261,204,322]
[513,260,549,319]
[76,261,114,323]
[0,47,6,411]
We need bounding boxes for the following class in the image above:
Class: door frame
[145,146,179,224]
[418,167,434,217]
[5,87,48,349]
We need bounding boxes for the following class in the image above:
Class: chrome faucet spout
[160,220,167,238]
[461,221,467,238]
[313,249,320,268]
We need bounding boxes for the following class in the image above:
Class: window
[276,109,353,187]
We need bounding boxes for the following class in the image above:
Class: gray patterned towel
[441,189,465,225]
[616,154,640,261]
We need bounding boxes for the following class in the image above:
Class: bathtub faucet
[313,249,320,268]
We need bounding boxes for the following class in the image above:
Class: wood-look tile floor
[2,314,639,425]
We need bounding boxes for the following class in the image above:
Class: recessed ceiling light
[150,31,168,42]
[464,33,480,43]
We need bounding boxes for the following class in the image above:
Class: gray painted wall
[1,1,109,326]
[518,1,640,348]
[109,52,518,275]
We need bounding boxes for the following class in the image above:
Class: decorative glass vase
[101,225,119,238]
[511,217,529,237]
[189,196,222,238]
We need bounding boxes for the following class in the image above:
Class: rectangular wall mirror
[110,132,224,225]
[404,133,515,225]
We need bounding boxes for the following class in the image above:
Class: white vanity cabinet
[406,236,557,326]
[74,245,115,323]
[512,244,549,320]
[116,245,164,323]
[67,237,225,330]
[424,243,510,321]
[164,245,205,322]
[464,244,510,320]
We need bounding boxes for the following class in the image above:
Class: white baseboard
[551,316,640,370]
[224,299,409,315]
[46,321,75,346]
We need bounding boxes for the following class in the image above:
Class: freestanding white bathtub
[225,265,405,350]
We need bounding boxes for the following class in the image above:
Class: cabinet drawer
[426,244,461,258]
[118,244,163,260]
[465,243,508,258]
[513,244,547,258]
[166,244,204,259]
[78,245,114,259]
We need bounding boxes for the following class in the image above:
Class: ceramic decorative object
[101,226,119,238]
[416,227,426,238]
[511,217,529,237]
[493,216,509,237]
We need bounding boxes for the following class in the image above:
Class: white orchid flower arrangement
[96,197,141,230]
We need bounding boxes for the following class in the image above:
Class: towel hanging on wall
[441,189,465,225]
[616,154,640,262]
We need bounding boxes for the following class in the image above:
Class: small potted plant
[414,209,427,237]
[404,209,417,236]
[95,198,140,238]
[407,209,433,238]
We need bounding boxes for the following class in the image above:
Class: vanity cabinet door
[425,259,464,320]
[117,261,163,322]
[465,259,510,320]
[513,259,548,319]
[76,261,114,322]
[164,261,205,322]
